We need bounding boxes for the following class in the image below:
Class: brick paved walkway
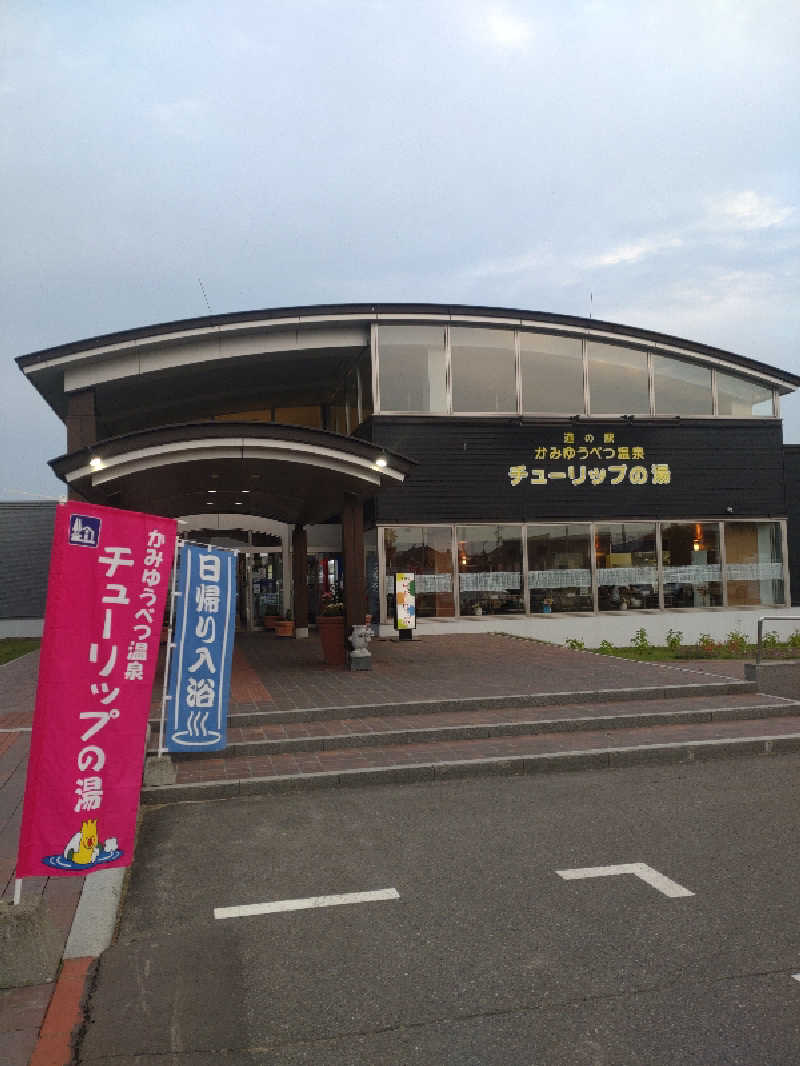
[177,631,745,715]
[1,652,84,1065]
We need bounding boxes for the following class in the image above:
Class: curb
[26,869,125,1065]
[140,731,800,804]
[63,868,126,960]
[28,956,94,1066]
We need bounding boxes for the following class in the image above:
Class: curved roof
[17,301,800,390]
[51,422,414,525]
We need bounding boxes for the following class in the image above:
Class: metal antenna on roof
[589,291,593,319]
[198,278,213,314]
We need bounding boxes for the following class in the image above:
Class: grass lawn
[0,637,42,665]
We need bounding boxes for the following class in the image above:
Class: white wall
[378,608,800,647]
[0,619,44,638]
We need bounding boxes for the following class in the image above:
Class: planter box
[317,615,346,666]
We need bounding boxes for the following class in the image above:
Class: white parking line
[556,863,694,898]
[214,887,400,920]
[792,974,800,983]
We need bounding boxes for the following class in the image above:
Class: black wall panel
[365,418,786,525]
[0,502,56,618]
[783,445,800,605]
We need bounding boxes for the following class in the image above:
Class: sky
[2,0,798,498]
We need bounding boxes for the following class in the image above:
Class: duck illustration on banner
[40,819,123,872]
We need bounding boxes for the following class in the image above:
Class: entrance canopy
[50,422,413,524]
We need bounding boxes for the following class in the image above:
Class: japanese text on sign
[507,430,672,488]
[166,544,237,752]
[17,503,176,879]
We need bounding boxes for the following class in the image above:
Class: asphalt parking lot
[78,755,800,1065]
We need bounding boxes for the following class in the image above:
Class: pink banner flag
[16,502,176,878]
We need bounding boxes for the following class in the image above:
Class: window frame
[377,518,789,622]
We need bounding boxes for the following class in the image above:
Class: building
[12,302,800,645]
[0,502,57,637]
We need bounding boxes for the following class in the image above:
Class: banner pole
[158,537,182,757]
[13,878,22,905]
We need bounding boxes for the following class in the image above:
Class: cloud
[705,190,794,231]
[483,7,534,49]
[578,189,796,275]
[581,236,684,269]
[460,247,550,281]
[605,267,794,354]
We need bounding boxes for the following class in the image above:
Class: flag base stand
[0,896,63,987]
[142,755,177,787]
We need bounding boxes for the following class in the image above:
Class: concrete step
[152,693,799,760]
[148,678,758,730]
[141,701,800,806]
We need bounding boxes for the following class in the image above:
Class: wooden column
[342,493,366,631]
[66,389,97,451]
[66,390,97,500]
[291,524,309,637]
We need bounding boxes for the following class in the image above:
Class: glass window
[717,372,773,416]
[216,407,273,422]
[273,405,323,429]
[662,522,722,608]
[595,523,658,610]
[364,528,379,623]
[451,327,516,413]
[588,342,650,415]
[520,333,584,413]
[252,551,283,625]
[378,326,447,412]
[358,350,373,422]
[457,525,523,615]
[652,356,712,415]
[327,395,347,434]
[344,369,359,432]
[724,521,785,606]
[527,525,592,613]
[384,526,454,617]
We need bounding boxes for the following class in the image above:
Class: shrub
[788,630,800,649]
[697,633,716,654]
[319,591,344,616]
[762,629,780,649]
[598,639,614,654]
[631,627,651,653]
[725,629,748,655]
[665,628,683,652]
[565,637,585,650]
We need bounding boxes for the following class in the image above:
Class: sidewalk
[0,634,784,1064]
[1,651,86,1066]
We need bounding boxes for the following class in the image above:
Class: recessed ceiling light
[375,457,388,468]
[234,501,243,506]
[208,489,217,493]
[207,501,214,506]
[242,489,250,493]
[89,457,105,471]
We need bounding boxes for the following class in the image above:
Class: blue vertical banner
[166,544,237,752]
